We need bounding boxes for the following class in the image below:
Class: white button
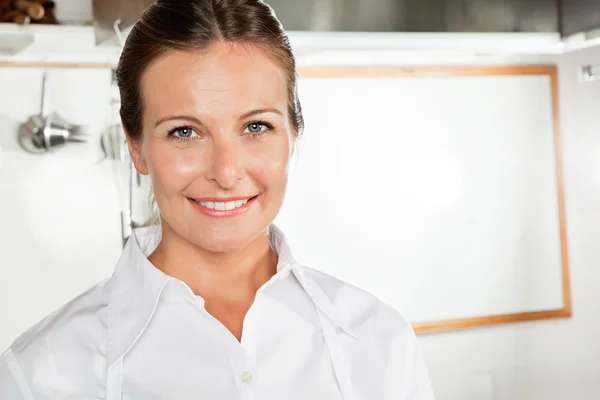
[240,371,253,384]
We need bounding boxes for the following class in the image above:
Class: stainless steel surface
[101,122,136,246]
[19,117,87,151]
[268,0,409,32]
[443,0,559,32]
[560,0,600,37]
[580,64,600,82]
[101,69,143,246]
[92,0,560,46]
[19,72,89,154]
[19,113,89,153]
[92,0,154,45]
[269,0,559,32]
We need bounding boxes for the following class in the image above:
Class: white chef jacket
[0,225,435,400]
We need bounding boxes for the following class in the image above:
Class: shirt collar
[268,225,357,339]
[107,224,355,368]
[291,266,357,339]
[107,226,168,368]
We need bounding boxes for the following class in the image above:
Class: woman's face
[130,43,294,253]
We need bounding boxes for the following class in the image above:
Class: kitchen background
[2,1,600,399]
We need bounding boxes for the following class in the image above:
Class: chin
[159,198,278,254]
[189,225,264,254]
[193,237,248,254]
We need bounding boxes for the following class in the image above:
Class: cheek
[248,141,290,187]
[144,141,204,192]
[141,135,291,195]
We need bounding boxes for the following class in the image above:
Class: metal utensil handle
[40,70,48,116]
[121,210,133,247]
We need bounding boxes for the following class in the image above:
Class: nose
[205,139,244,189]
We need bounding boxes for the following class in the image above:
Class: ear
[126,133,149,176]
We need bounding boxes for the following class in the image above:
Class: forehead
[140,43,288,119]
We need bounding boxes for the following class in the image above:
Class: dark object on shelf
[2,9,30,24]
[0,0,57,25]
[38,0,56,24]
[15,0,45,21]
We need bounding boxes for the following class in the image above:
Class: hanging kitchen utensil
[18,70,89,154]
[101,68,144,247]
[101,120,134,246]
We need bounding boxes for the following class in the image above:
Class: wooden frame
[297,65,571,334]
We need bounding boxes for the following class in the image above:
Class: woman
[0,0,435,399]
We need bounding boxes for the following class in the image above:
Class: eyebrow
[240,108,283,119]
[154,115,203,128]
[154,108,283,128]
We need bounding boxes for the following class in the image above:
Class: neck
[148,222,278,303]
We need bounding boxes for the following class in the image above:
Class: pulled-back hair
[116,0,304,140]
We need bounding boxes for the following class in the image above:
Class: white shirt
[0,225,435,400]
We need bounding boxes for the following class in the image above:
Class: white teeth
[197,198,250,211]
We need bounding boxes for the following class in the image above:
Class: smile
[187,196,258,218]
[194,199,250,210]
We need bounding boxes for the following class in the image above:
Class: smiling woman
[128,46,293,256]
[0,1,435,399]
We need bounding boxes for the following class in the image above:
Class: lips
[191,196,256,211]
[192,198,250,211]
[187,195,258,217]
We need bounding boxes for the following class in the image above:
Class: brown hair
[115,0,304,140]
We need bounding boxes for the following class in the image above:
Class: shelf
[0,23,120,66]
[287,31,564,56]
[0,22,586,68]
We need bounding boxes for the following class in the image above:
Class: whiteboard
[274,66,570,333]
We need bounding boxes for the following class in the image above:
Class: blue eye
[168,126,198,141]
[174,127,195,137]
[244,121,272,136]
[248,123,264,133]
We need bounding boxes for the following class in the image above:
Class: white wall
[0,67,124,349]
[418,46,600,400]
[1,45,600,399]
[279,70,565,327]
[53,0,93,24]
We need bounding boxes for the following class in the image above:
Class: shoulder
[299,266,435,398]
[298,265,413,341]
[1,280,110,393]
[8,279,110,358]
